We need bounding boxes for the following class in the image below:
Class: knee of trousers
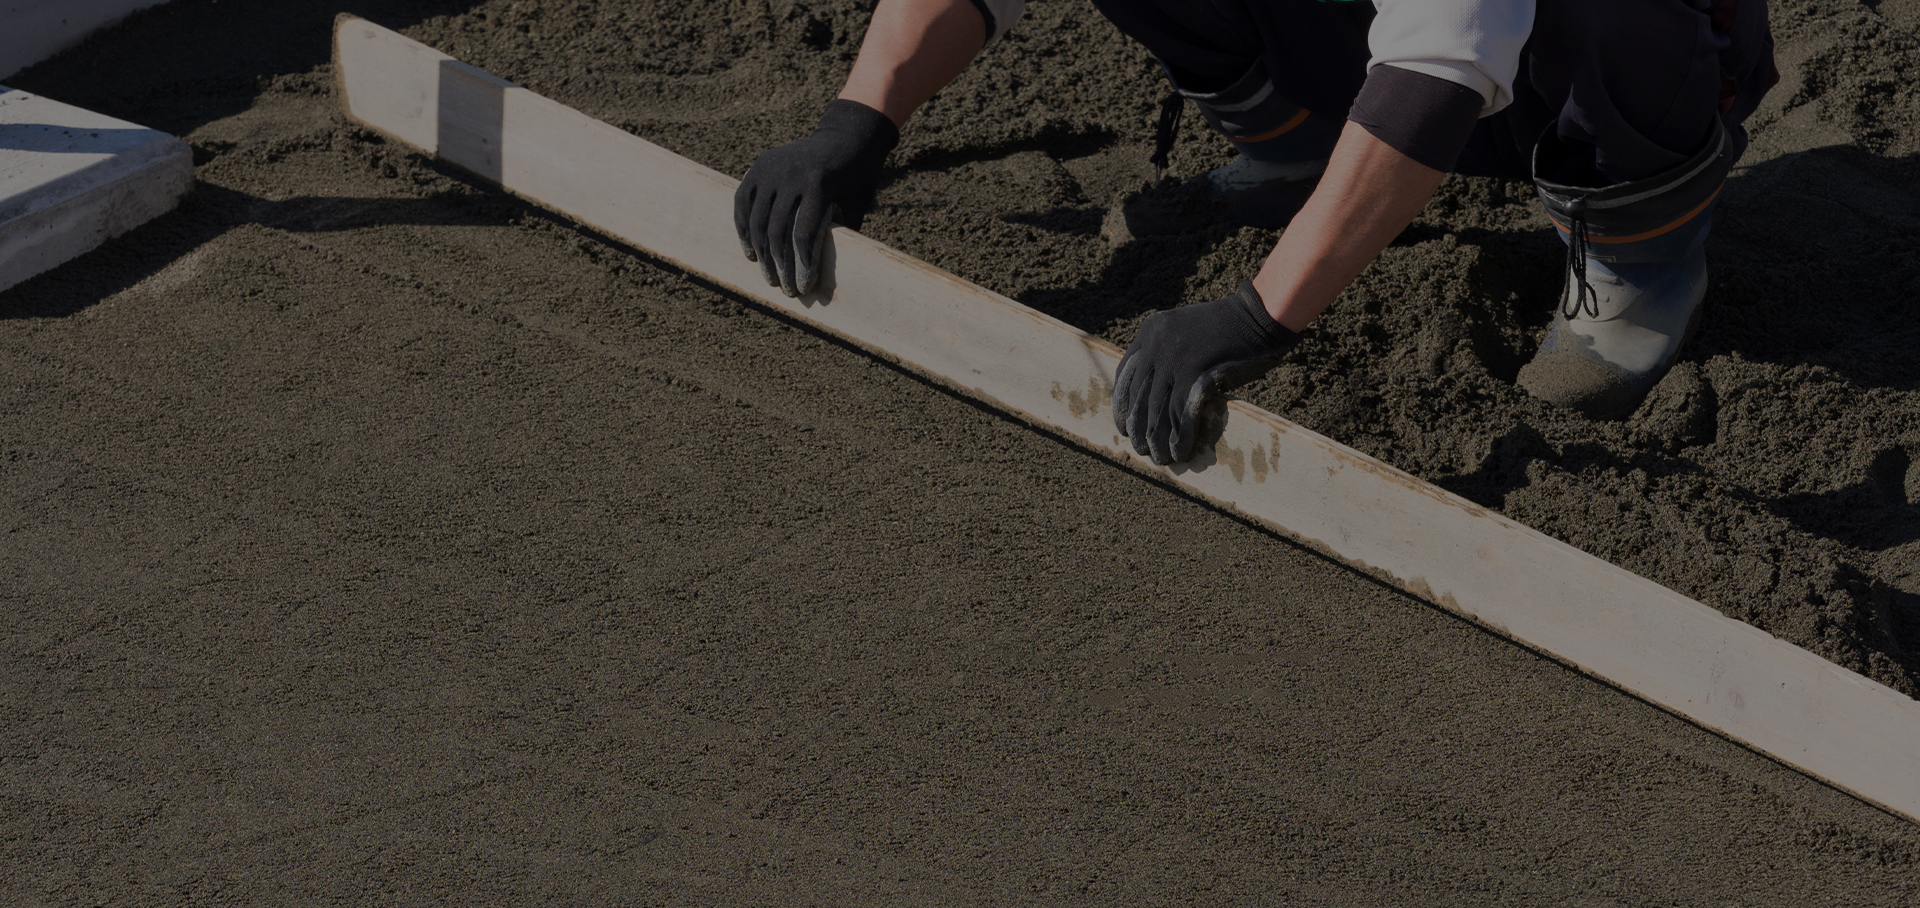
[1162,60,1341,162]
[1519,0,1773,184]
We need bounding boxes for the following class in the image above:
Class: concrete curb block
[334,16,1920,825]
[0,86,192,293]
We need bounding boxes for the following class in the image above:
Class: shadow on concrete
[4,0,488,138]
[0,124,161,153]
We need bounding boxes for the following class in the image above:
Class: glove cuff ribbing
[1229,281,1301,352]
[818,99,901,154]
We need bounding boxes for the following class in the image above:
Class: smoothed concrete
[0,86,192,293]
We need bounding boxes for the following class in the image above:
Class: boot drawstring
[1563,197,1600,320]
[1149,91,1183,184]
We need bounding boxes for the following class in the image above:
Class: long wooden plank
[334,16,1920,823]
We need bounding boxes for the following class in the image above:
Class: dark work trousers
[1088,0,1777,187]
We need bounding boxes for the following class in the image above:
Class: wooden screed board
[335,16,1920,824]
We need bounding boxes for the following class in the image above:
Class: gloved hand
[733,99,899,298]
[1112,281,1300,465]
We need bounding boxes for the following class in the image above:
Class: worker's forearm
[1252,121,1449,332]
[838,0,988,129]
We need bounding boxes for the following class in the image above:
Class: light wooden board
[334,16,1920,824]
[0,85,192,293]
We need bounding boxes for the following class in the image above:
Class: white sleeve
[973,0,1027,42]
[1366,0,1534,116]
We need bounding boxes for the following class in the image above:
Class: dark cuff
[963,0,997,44]
[1347,66,1483,173]
[818,98,901,152]
[1230,282,1301,351]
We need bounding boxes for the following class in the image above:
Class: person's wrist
[821,97,903,149]
[1251,268,1317,333]
[1230,281,1301,351]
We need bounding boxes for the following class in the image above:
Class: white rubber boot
[1204,156,1328,229]
[1518,121,1734,418]
[1519,244,1711,417]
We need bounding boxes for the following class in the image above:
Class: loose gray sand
[3,0,1919,904]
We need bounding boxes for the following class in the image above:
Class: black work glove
[1112,281,1301,465]
[734,99,900,298]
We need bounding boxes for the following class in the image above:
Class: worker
[733,0,1776,465]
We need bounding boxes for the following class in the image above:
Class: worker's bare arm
[840,0,989,128]
[1253,120,1448,332]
